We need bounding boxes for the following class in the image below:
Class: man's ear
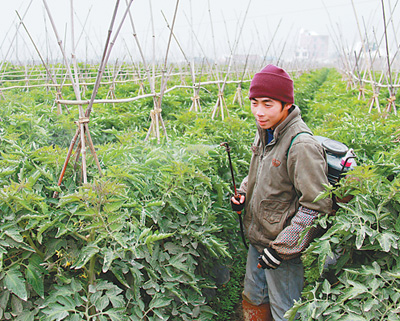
[284,103,293,111]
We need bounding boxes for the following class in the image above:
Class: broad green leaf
[339,280,368,303]
[0,290,10,310]
[45,185,62,193]
[322,279,331,295]
[26,170,41,189]
[14,310,36,321]
[67,314,83,321]
[376,232,398,252]
[339,313,367,321]
[55,225,69,238]
[138,228,152,241]
[102,248,117,273]
[146,201,164,207]
[0,166,17,177]
[145,232,174,247]
[169,254,187,271]
[149,294,173,309]
[104,200,125,213]
[315,239,334,274]
[16,200,38,213]
[4,268,27,301]
[165,283,187,304]
[355,225,366,249]
[37,219,60,244]
[94,295,110,312]
[25,264,44,298]
[107,288,125,309]
[104,308,127,321]
[72,244,100,269]
[363,298,378,312]
[4,227,24,243]
[110,266,130,288]
[41,303,70,321]
[0,245,6,271]
[53,296,77,311]
[167,198,185,213]
[44,238,67,260]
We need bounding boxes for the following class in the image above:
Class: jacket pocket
[260,199,291,225]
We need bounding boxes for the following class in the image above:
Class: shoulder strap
[287,132,312,157]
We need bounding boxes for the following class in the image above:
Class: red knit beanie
[248,64,294,104]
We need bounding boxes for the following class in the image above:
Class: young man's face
[250,97,291,130]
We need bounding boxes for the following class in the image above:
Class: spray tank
[314,136,357,185]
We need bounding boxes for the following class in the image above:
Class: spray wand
[220,142,248,249]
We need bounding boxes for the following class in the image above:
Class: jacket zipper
[249,139,268,242]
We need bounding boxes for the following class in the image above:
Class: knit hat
[248,64,294,104]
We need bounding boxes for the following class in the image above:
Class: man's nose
[256,107,264,116]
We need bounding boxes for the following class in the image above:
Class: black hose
[238,213,248,249]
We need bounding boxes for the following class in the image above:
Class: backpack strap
[287,132,312,158]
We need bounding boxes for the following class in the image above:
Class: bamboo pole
[43,0,90,183]
[16,11,69,115]
[0,0,34,75]
[52,0,129,196]
[233,49,251,106]
[161,8,200,112]
[211,0,252,120]
[189,59,204,112]
[145,0,180,143]
[126,0,154,95]
[351,0,382,113]
[381,0,397,115]
[55,80,252,106]
[70,0,89,184]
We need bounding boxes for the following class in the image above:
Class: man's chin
[259,123,271,129]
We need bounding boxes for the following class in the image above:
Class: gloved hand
[257,247,282,269]
[230,192,245,212]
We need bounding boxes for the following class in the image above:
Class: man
[231,65,332,321]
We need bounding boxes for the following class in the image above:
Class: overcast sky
[0,0,397,64]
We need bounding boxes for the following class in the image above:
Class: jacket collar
[257,105,301,146]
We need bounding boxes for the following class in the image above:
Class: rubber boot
[242,299,273,321]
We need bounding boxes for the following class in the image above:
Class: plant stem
[88,229,96,286]
[25,232,45,259]
[88,228,97,317]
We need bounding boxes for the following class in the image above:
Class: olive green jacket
[240,106,332,254]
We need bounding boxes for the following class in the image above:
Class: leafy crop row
[1,66,399,320]
[0,74,254,321]
[287,69,400,321]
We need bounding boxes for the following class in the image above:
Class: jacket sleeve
[270,138,332,260]
[270,206,320,260]
[238,176,248,194]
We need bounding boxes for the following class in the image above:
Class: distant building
[295,29,329,61]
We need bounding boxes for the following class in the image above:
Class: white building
[295,29,329,61]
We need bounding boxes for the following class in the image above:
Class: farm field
[0,66,399,320]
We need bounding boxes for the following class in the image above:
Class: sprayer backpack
[289,133,356,212]
[288,132,356,185]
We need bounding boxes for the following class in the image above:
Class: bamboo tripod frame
[233,84,243,106]
[47,0,134,196]
[211,92,230,120]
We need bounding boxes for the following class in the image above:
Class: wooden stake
[51,0,131,196]
[381,0,397,115]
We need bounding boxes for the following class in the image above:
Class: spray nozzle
[220,142,231,152]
